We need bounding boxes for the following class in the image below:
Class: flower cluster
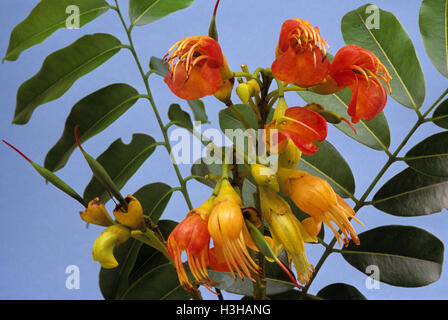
[160,16,387,292]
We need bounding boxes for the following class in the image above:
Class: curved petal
[284,107,328,141]
[348,76,387,123]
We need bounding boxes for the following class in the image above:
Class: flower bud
[92,225,131,269]
[251,164,279,192]
[236,83,251,104]
[214,78,235,104]
[113,195,145,231]
[79,197,114,227]
[278,140,302,169]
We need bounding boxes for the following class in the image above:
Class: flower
[265,100,328,155]
[272,18,330,87]
[278,169,363,247]
[167,205,214,291]
[207,179,260,280]
[92,225,131,269]
[113,195,145,231]
[312,45,392,123]
[79,197,114,227]
[163,36,232,100]
[259,186,315,285]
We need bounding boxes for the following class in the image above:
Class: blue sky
[0,0,447,299]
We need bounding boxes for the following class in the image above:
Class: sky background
[0,0,447,300]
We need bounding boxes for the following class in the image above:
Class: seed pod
[2,139,87,207]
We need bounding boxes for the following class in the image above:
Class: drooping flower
[272,18,330,87]
[92,225,131,269]
[259,186,315,285]
[312,44,392,123]
[265,100,328,155]
[163,36,233,100]
[207,179,260,280]
[79,197,114,227]
[167,205,214,292]
[278,168,363,247]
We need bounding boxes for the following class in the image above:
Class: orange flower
[164,36,232,100]
[278,169,363,247]
[167,211,214,291]
[265,105,328,155]
[313,45,392,123]
[271,18,330,87]
[207,180,260,280]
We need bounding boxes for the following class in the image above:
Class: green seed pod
[2,139,87,207]
[74,125,127,211]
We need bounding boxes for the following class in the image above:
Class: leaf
[149,56,168,77]
[299,140,356,198]
[168,104,193,131]
[99,239,143,300]
[419,0,448,78]
[208,260,295,296]
[13,33,123,125]
[341,4,426,109]
[129,0,194,26]
[342,225,444,287]
[3,0,109,62]
[298,90,391,151]
[432,99,448,129]
[317,283,366,300]
[133,183,174,222]
[45,84,140,172]
[187,99,209,124]
[219,104,258,131]
[372,167,448,217]
[405,131,448,177]
[83,133,158,203]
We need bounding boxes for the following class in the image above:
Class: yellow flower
[278,168,363,247]
[259,186,315,285]
[79,197,113,227]
[207,179,260,280]
[113,195,145,231]
[92,225,131,269]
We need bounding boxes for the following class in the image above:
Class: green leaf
[219,104,258,130]
[13,33,123,125]
[317,283,367,300]
[99,239,143,300]
[342,225,444,287]
[405,131,448,177]
[83,133,158,203]
[341,4,426,109]
[187,99,209,124]
[299,140,356,199]
[3,0,109,62]
[129,0,194,26]
[432,99,448,129]
[133,183,174,223]
[419,0,448,78]
[249,290,321,300]
[45,84,140,172]
[209,260,295,296]
[168,104,193,131]
[372,167,448,217]
[298,90,391,151]
[149,56,168,77]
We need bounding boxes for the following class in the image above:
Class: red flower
[164,36,232,100]
[314,45,392,123]
[271,18,330,87]
[265,106,328,155]
[167,213,214,291]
